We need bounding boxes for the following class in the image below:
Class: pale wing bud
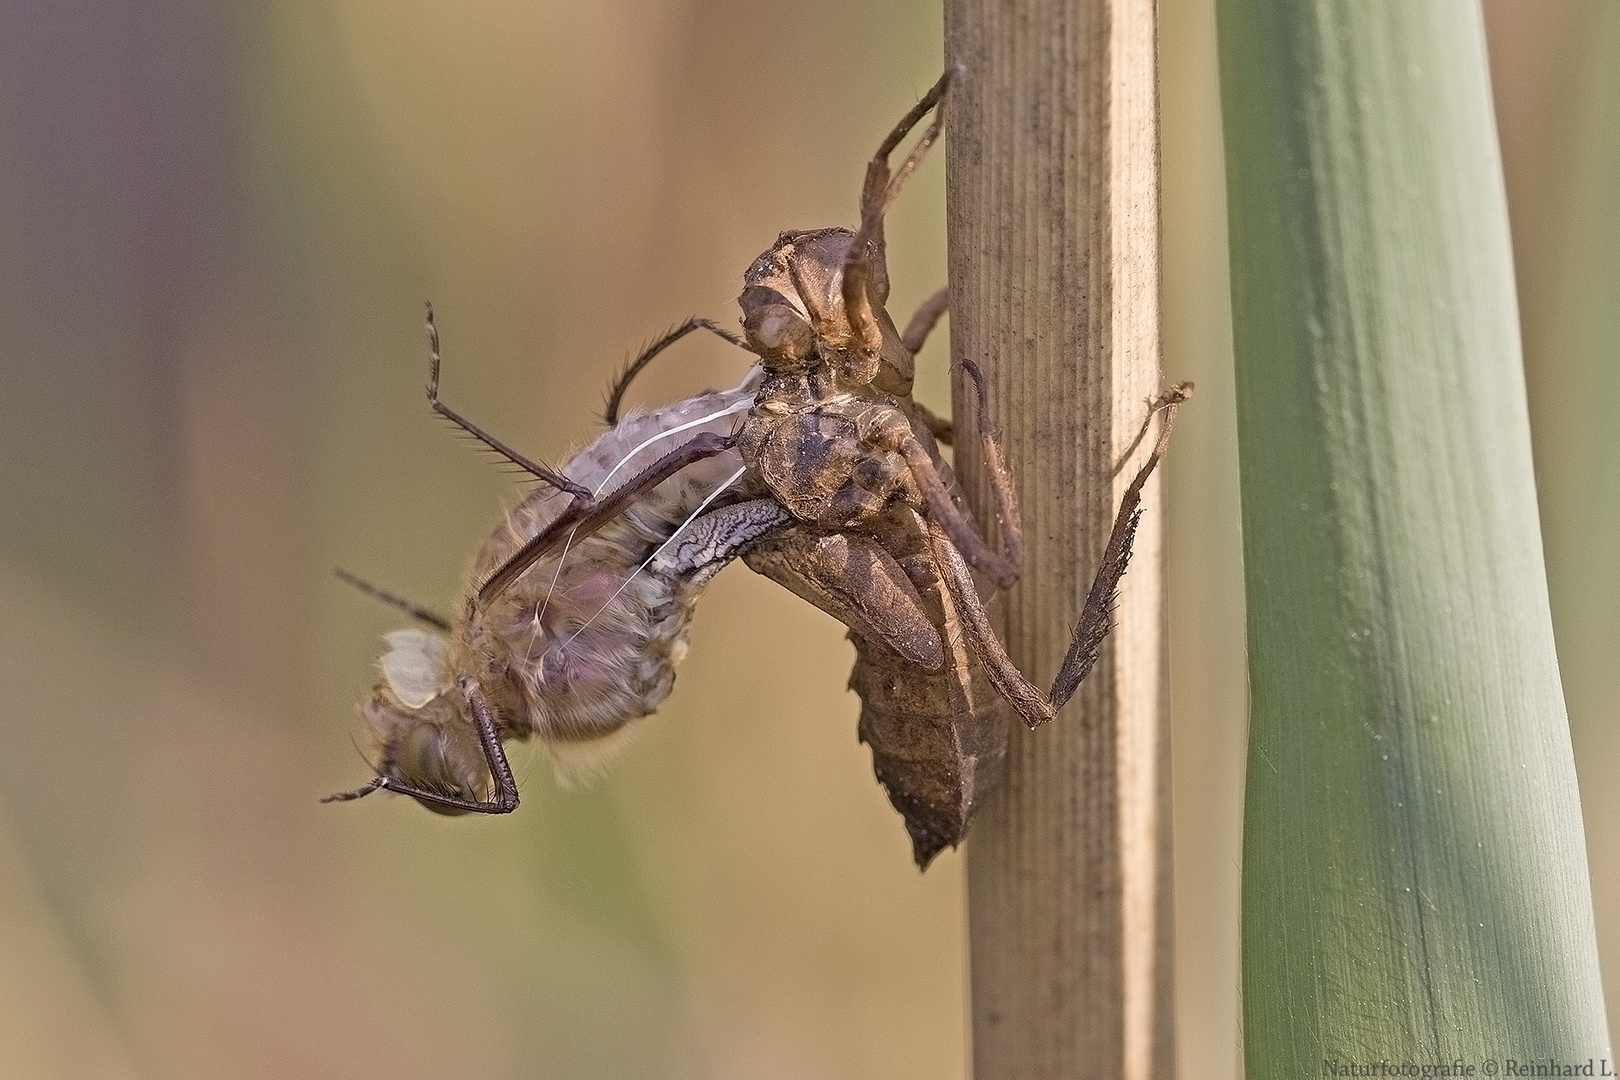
[379,628,453,708]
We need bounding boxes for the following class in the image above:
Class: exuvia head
[736,68,951,396]
[739,228,853,367]
[737,228,914,395]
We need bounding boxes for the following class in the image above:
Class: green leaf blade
[1218,1,1611,1073]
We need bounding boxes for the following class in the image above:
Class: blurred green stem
[1219,1,1610,1072]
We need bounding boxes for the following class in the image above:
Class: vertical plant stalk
[1219,1,1611,1074]
[946,1,1174,1076]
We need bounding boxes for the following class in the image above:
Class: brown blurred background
[0,1,1611,1077]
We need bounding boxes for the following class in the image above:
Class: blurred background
[0,1,1611,1077]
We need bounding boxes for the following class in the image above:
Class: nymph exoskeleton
[327,317,791,813]
[726,68,1189,865]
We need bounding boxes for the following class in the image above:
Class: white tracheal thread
[529,398,755,657]
[594,398,753,494]
[560,465,747,650]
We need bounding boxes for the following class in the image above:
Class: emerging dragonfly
[328,315,788,812]
[330,70,1187,869]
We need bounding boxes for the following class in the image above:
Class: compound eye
[743,302,814,364]
[393,722,488,816]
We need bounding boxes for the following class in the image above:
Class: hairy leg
[887,358,1024,588]
[321,678,520,814]
[333,567,450,631]
[842,69,954,359]
[1048,385,1189,708]
[926,521,1055,727]
[900,285,955,445]
[900,285,950,356]
[924,388,1189,726]
[476,430,736,605]
[603,316,750,425]
[423,304,591,498]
